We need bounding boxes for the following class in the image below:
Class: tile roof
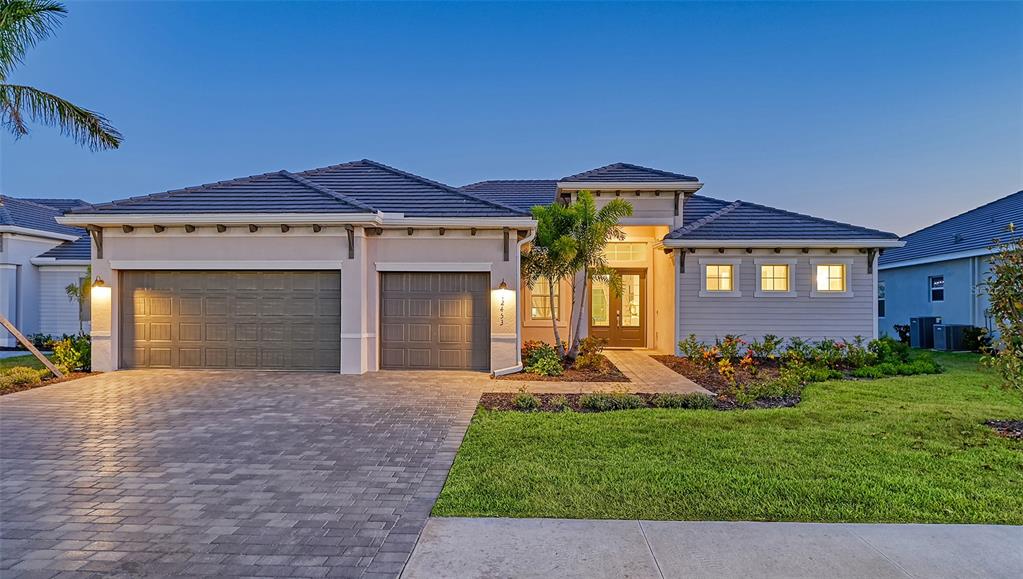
[879,190,1023,266]
[458,180,558,212]
[36,234,91,261]
[21,198,91,211]
[666,197,899,241]
[0,196,84,237]
[561,162,699,183]
[72,160,527,218]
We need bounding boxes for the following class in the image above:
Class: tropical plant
[1,0,121,149]
[564,191,633,358]
[521,202,578,356]
[982,227,1023,391]
[64,265,90,334]
[677,333,703,359]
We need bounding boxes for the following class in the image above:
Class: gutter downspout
[492,227,537,378]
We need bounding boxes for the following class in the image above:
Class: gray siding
[677,249,876,348]
[878,256,994,337]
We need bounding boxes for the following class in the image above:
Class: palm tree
[1,0,121,150]
[565,191,632,358]
[521,202,578,356]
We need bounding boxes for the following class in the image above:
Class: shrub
[748,334,783,359]
[868,336,909,365]
[651,392,714,409]
[526,353,563,376]
[982,231,1023,391]
[574,336,608,372]
[0,366,44,389]
[549,395,571,412]
[513,391,541,411]
[844,336,876,368]
[893,324,911,344]
[811,339,844,369]
[677,334,703,359]
[783,337,814,365]
[579,391,645,411]
[522,340,549,363]
[717,358,736,385]
[716,335,745,360]
[699,345,720,369]
[53,335,91,372]
[962,326,992,353]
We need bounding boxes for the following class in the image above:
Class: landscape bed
[496,354,628,382]
[435,352,1023,524]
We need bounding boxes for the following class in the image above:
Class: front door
[588,269,646,347]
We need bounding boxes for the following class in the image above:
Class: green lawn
[434,352,1023,524]
[0,354,48,370]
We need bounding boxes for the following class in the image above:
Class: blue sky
[2,1,1020,235]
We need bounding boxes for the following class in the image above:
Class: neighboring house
[0,196,93,347]
[878,190,1023,337]
[58,160,901,374]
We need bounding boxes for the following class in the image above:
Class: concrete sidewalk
[402,518,1022,579]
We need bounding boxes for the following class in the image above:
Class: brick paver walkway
[603,350,710,394]
[0,370,488,578]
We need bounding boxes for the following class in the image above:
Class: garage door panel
[122,270,340,371]
[380,272,489,371]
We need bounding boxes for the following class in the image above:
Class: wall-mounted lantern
[495,279,511,327]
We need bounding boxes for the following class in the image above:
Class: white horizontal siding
[38,266,88,337]
[678,249,875,347]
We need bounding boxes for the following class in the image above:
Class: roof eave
[662,238,905,249]
[557,181,703,192]
[57,212,384,227]
[30,257,90,266]
[878,246,997,270]
[0,226,80,242]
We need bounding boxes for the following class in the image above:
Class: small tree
[521,202,578,356]
[565,191,633,358]
[64,265,90,334]
[984,224,1023,392]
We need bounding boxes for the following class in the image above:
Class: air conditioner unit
[910,316,942,349]
[934,324,971,351]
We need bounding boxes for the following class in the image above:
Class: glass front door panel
[620,274,641,327]
[591,280,610,327]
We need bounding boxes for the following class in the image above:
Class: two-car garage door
[120,270,491,372]
[121,271,341,371]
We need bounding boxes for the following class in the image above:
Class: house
[878,190,1023,338]
[0,196,93,347]
[57,160,902,374]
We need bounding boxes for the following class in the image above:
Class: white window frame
[528,277,560,321]
[699,258,743,298]
[810,257,854,298]
[523,278,566,326]
[878,280,886,318]
[753,258,798,298]
[928,275,945,303]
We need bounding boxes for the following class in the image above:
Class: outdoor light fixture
[91,276,111,300]
[496,279,510,327]
[498,279,508,290]
[92,276,105,287]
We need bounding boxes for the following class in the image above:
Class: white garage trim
[375,262,492,272]
[109,260,344,270]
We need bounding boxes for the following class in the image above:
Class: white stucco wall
[89,224,523,373]
[677,248,877,348]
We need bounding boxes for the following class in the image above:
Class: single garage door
[121,270,341,371]
[380,272,490,370]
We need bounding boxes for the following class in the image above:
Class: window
[929,275,944,302]
[705,264,734,292]
[603,242,645,262]
[815,264,847,292]
[591,278,610,327]
[878,281,886,318]
[760,264,790,292]
[530,278,559,320]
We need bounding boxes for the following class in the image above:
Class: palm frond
[0,0,66,80]
[0,83,121,149]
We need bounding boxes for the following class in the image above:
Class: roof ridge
[677,200,742,234]
[76,169,290,212]
[461,179,557,188]
[737,199,899,238]
[562,161,697,182]
[355,159,529,216]
[896,190,1023,240]
[2,195,64,214]
[278,170,379,213]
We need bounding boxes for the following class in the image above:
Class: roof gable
[879,190,1023,266]
[561,162,698,183]
[0,196,84,237]
[667,197,899,242]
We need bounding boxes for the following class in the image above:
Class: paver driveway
[0,370,486,578]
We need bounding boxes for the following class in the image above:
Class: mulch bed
[651,355,799,409]
[0,372,92,396]
[478,391,793,412]
[986,420,1023,440]
[496,355,629,382]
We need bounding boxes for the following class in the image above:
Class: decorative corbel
[216,224,227,233]
[345,225,355,259]
[471,227,477,236]
[679,249,686,273]
[673,192,681,217]
[867,248,877,274]
[312,224,322,233]
[121,225,133,234]
[87,226,103,259]
[503,227,510,261]
[184,224,196,233]
[280,224,290,233]
[153,225,165,233]
[248,224,259,233]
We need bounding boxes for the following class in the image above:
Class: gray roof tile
[1,196,84,237]
[879,190,1023,265]
[459,180,558,212]
[21,198,91,211]
[71,160,526,218]
[666,197,899,241]
[561,162,699,183]
[36,234,91,261]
